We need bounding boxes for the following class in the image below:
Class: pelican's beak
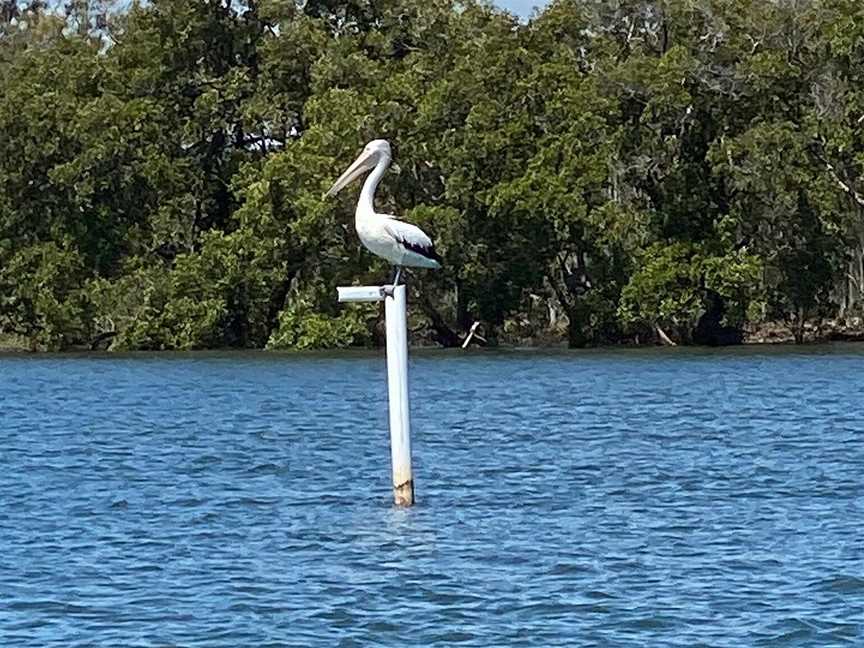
[325,149,377,197]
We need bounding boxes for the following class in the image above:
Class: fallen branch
[461,321,487,349]
[655,324,677,346]
[89,331,117,351]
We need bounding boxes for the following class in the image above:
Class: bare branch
[822,156,864,208]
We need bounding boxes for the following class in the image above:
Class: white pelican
[325,139,441,285]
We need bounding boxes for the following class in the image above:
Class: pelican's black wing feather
[384,220,442,264]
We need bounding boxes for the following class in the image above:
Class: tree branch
[811,144,864,208]
[654,323,677,346]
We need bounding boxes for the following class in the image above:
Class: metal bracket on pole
[337,286,387,303]
[337,284,415,506]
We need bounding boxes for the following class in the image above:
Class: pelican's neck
[357,154,390,219]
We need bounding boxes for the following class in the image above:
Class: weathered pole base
[394,479,415,507]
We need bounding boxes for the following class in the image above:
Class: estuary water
[1,346,863,646]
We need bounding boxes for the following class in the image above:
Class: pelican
[325,139,441,285]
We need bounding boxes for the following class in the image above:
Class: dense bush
[2,0,864,350]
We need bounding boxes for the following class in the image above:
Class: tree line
[2,0,863,351]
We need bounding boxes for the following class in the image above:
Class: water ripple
[1,347,863,646]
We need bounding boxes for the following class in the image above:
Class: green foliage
[89,230,278,350]
[268,300,373,350]
[2,0,864,350]
[0,242,90,351]
[619,243,702,331]
[620,243,762,335]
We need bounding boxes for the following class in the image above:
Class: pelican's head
[325,139,392,198]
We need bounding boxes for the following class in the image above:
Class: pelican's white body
[355,213,439,269]
[327,140,441,271]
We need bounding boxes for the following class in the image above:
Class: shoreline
[2,330,863,355]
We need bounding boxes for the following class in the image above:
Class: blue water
[1,347,863,646]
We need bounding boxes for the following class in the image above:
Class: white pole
[336,282,415,506]
[385,284,414,506]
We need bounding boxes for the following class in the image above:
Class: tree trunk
[420,294,461,348]
[793,306,806,344]
[455,279,469,330]
[693,290,743,346]
[548,301,558,328]
[565,303,588,348]
[265,274,293,341]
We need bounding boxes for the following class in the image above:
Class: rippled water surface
[2,346,863,646]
